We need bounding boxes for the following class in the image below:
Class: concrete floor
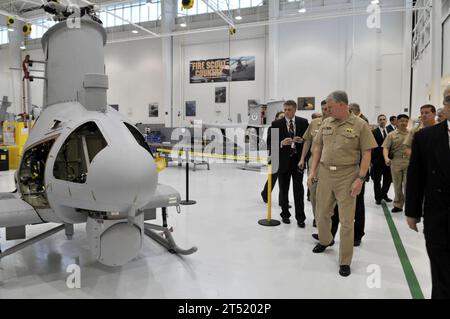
[0,164,432,299]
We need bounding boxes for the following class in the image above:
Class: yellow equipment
[6,145,23,169]
[154,153,167,173]
[22,23,32,36]
[181,0,194,10]
[2,122,29,169]
[6,16,15,27]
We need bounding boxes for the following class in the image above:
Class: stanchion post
[258,164,281,227]
[180,149,197,206]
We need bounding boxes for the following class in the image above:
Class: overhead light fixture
[7,27,14,32]
[180,16,187,28]
[371,0,380,4]
[298,1,306,13]
[132,30,139,34]
[235,9,242,21]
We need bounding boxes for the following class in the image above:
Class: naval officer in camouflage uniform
[382,114,410,213]
[308,91,377,277]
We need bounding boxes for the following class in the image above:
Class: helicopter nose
[87,145,157,211]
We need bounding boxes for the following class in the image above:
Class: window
[124,122,154,157]
[0,27,8,45]
[30,19,56,40]
[18,139,56,209]
[24,1,161,41]
[53,122,107,183]
[178,0,264,17]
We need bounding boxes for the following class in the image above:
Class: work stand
[143,207,198,255]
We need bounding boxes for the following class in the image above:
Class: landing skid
[143,207,197,255]
[144,223,197,255]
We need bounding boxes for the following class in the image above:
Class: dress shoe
[297,222,305,228]
[391,207,403,213]
[282,218,291,224]
[312,240,335,253]
[375,200,382,205]
[354,239,361,247]
[339,265,351,277]
[313,219,317,228]
[384,197,393,203]
[312,234,319,241]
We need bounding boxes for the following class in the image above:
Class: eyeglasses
[444,95,450,106]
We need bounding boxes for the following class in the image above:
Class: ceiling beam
[0,9,28,22]
[200,0,235,28]
[106,10,159,37]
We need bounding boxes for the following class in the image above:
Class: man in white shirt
[267,101,309,227]
[371,114,392,205]
[386,116,397,133]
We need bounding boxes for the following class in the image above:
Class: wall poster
[190,56,255,83]
[149,102,159,117]
[185,101,196,117]
[297,97,315,111]
[215,87,226,103]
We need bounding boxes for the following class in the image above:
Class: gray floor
[0,164,432,299]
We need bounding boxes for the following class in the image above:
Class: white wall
[0,48,13,108]
[278,18,346,121]
[411,45,433,117]
[105,38,164,125]
[173,27,266,127]
[443,16,450,78]
[4,38,165,125]
[345,11,408,122]
[0,10,414,126]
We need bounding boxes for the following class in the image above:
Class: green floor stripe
[381,203,425,299]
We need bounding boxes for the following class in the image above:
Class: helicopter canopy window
[18,139,55,209]
[124,122,153,157]
[53,122,107,183]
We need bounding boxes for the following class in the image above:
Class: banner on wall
[189,56,255,83]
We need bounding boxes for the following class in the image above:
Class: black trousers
[331,183,366,241]
[278,158,305,222]
[261,173,281,203]
[371,163,392,201]
[427,244,450,299]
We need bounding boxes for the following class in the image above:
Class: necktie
[382,129,387,139]
[289,120,294,137]
[289,120,296,156]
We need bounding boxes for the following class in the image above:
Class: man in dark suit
[268,100,309,227]
[386,116,397,133]
[371,114,392,204]
[405,86,450,299]
[349,103,369,123]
